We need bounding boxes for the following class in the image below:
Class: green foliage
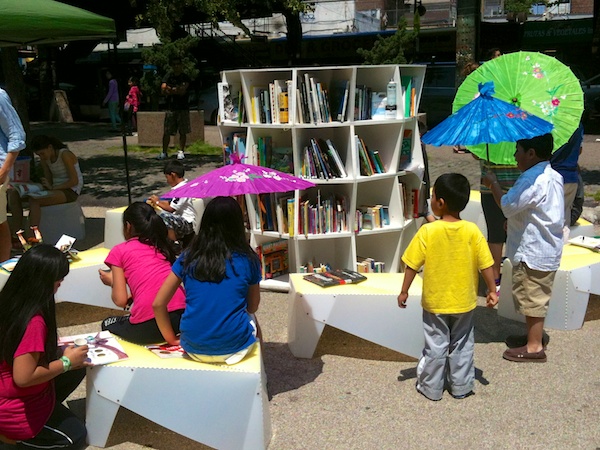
[110,140,222,156]
[357,19,416,65]
[594,190,600,202]
[140,37,200,110]
[504,0,539,14]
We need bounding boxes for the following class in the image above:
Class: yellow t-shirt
[402,220,494,314]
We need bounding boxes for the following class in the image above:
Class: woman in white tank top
[9,135,83,237]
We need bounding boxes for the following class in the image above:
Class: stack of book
[356,257,386,273]
[303,268,367,287]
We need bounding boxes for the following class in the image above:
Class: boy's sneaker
[156,152,167,160]
[177,150,185,160]
[451,391,474,399]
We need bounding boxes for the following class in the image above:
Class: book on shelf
[568,235,600,252]
[324,139,348,178]
[222,132,247,165]
[58,331,128,365]
[256,239,289,279]
[355,135,374,176]
[303,268,367,287]
[10,182,49,198]
[287,197,295,237]
[270,146,294,174]
[217,82,238,122]
[399,129,413,170]
[146,343,186,359]
[329,80,350,122]
[371,91,388,119]
[400,75,413,118]
[412,188,420,218]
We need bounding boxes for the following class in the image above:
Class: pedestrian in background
[158,57,191,161]
[102,70,121,131]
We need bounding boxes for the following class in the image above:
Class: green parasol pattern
[453,51,584,164]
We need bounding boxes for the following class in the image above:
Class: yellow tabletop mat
[106,338,262,373]
[560,243,600,271]
[289,272,422,296]
[71,247,110,269]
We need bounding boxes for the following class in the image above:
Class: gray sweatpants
[416,310,475,400]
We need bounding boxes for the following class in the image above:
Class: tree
[357,19,416,65]
[140,37,200,110]
[135,0,310,64]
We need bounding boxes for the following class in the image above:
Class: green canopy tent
[0,0,134,203]
[0,0,116,46]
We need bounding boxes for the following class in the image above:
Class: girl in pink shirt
[0,245,90,448]
[99,202,186,344]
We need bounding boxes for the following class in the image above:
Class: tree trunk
[0,47,30,138]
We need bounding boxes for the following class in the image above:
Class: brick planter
[137,111,205,147]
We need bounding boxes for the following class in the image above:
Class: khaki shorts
[0,179,8,224]
[512,262,556,318]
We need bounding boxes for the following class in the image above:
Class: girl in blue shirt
[153,196,261,365]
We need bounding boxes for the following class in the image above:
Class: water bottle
[386,79,397,118]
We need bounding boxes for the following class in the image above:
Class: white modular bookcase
[217,65,426,287]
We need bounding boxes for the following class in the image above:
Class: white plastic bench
[86,339,271,449]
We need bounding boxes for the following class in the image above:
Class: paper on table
[59,331,128,365]
[568,235,600,252]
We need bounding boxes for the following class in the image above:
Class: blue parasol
[421,81,554,161]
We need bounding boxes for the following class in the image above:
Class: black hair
[485,47,501,61]
[517,133,554,160]
[30,135,68,153]
[0,245,69,365]
[183,196,259,283]
[433,173,470,212]
[128,76,138,85]
[163,160,185,178]
[123,202,177,264]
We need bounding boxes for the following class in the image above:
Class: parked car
[190,86,219,125]
[418,62,457,127]
[580,73,600,128]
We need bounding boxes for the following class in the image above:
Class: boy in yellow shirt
[398,173,498,401]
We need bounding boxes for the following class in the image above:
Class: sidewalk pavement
[29,122,600,449]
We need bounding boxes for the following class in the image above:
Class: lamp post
[414,0,426,53]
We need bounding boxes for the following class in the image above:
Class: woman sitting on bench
[9,135,83,238]
[153,196,262,365]
[0,245,90,449]
[99,202,186,344]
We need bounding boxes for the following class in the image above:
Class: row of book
[253,136,294,174]
[301,138,348,180]
[296,74,348,125]
[217,83,246,123]
[256,192,349,237]
[296,193,349,236]
[222,132,247,165]
[400,183,420,220]
[221,74,417,127]
[356,257,386,273]
[355,204,390,232]
[255,239,289,280]
[355,135,387,176]
[248,80,292,125]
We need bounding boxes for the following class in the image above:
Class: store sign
[523,18,592,45]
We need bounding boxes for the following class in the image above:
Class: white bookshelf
[217,64,426,285]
